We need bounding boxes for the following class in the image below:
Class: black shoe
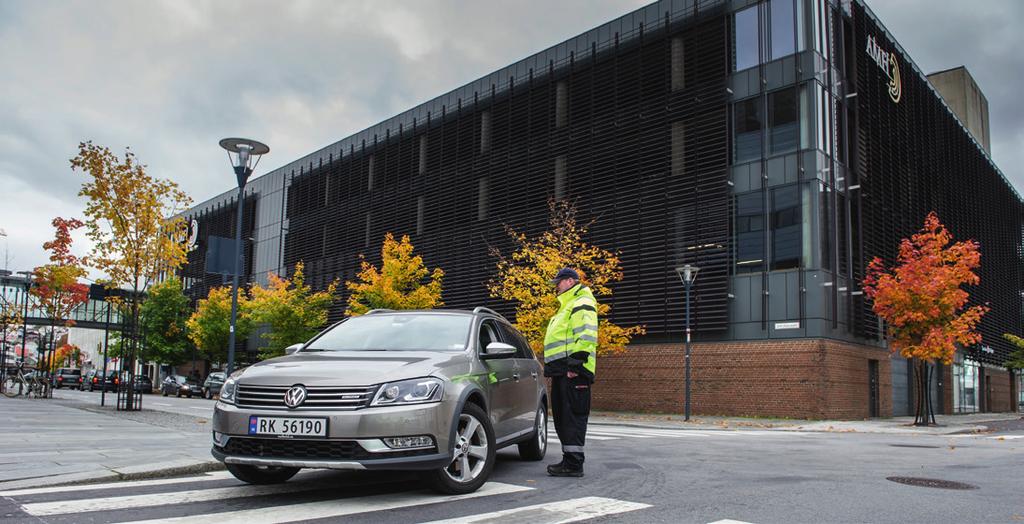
[547,464,584,477]
[546,461,564,475]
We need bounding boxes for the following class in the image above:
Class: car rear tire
[205,389,212,399]
[518,404,547,461]
[421,402,495,495]
[162,389,168,396]
[225,464,300,485]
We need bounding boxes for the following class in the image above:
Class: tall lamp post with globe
[675,264,699,421]
[218,138,268,377]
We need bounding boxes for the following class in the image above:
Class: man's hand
[566,371,578,378]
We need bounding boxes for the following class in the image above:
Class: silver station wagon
[212,308,548,494]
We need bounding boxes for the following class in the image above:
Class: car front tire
[225,464,300,485]
[205,389,212,399]
[162,389,168,396]
[421,402,495,495]
[518,404,548,461]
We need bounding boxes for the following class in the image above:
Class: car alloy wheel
[444,412,489,484]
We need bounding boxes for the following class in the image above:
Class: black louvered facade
[181,0,1022,374]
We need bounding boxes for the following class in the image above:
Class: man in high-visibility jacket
[543,267,598,477]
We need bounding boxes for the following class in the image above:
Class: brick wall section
[592,338,892,420]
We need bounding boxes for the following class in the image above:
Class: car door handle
[512,373,520,381]
[530,371,538,379]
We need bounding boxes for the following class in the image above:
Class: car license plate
[248,416,327,437]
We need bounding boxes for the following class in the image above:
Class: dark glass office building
[181,0,1023,418]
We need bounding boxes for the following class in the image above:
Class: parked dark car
[124,373,153,394]
[84,370,119,392]
[160,375,201,397]
[202,372,225,399]
[52,368,82,390]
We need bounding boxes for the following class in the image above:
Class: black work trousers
[550,374,591,469]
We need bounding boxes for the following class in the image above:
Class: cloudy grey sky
[1,0,1021,277]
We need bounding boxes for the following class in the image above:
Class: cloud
[0,0,1020,277]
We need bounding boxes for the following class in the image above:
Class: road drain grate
[886,477,978,490]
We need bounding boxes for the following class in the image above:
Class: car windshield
[304,314,472,352]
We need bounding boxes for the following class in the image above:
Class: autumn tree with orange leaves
[250,262,338,358]
[863,212,987,425]
[32,217,89,376]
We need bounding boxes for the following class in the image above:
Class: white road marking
[708,519,756,524]
[152,403,172,406]
[988,435,1024,440]
[22,480,320,515]
[0,471,234,497]
[118,482,533,524]
[421,495,652,523]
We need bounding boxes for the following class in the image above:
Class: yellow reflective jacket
[543,284,598,382]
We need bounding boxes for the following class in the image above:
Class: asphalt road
[2,401,1021,524]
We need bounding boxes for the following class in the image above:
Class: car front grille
[235,384,378,411]
[218,437,434,461]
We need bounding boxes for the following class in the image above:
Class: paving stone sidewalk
[0,396,220,490]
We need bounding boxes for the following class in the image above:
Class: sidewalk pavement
[0,396,220,490]
[588,410,1023,435]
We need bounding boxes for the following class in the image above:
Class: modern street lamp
[675,264,699,421]
[0,269,11,384]
[15,271,33,371]
[219,138,268,377]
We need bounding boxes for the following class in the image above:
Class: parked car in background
[84,370,119,392]
[203,372,225,399]
[126,373,153,394]
[161,375,201,397]
[52,368,82,390]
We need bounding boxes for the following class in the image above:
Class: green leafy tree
[249,262,338,358]
[139,277,191,365]
[345,233,444,316]
[1000,334,1024,370]
[186,286,253,366]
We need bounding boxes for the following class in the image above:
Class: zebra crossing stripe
[117,482,533,524]
[0,471,233,497]
[21,481,320,516]
[421,495,652,523]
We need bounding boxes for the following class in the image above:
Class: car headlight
[371,378,443,406]
[219,377,238,404]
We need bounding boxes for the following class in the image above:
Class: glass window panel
[771,185,801,270]
[735,192,765,273]
[771,0,796,60]
[734,5,759,71]
[734,97,763,163]
[768,88,799,154]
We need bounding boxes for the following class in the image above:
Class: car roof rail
[472,306,507,321]
[365,309,395,315]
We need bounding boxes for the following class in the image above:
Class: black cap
[549,267,580,285]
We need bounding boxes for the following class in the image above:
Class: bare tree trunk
[913,359,937,426]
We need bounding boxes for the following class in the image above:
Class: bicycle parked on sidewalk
[2,362,50,398]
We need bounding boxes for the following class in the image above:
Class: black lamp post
[218,138,268,377]
[15,271,33,370]
[675,264,699,421]
[0,269,11,384]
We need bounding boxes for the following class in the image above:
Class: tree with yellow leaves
[73,142,191,408]
[345,233,444,316]
[249,262,339,358]
[489,200,644,356]
[186,286,253,367]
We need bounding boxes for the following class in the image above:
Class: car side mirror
[285,343,304,355]
[480,342,517,360]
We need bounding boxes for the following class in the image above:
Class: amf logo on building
[865,34,901,103]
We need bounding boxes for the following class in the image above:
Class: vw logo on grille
[284,385,307,408]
